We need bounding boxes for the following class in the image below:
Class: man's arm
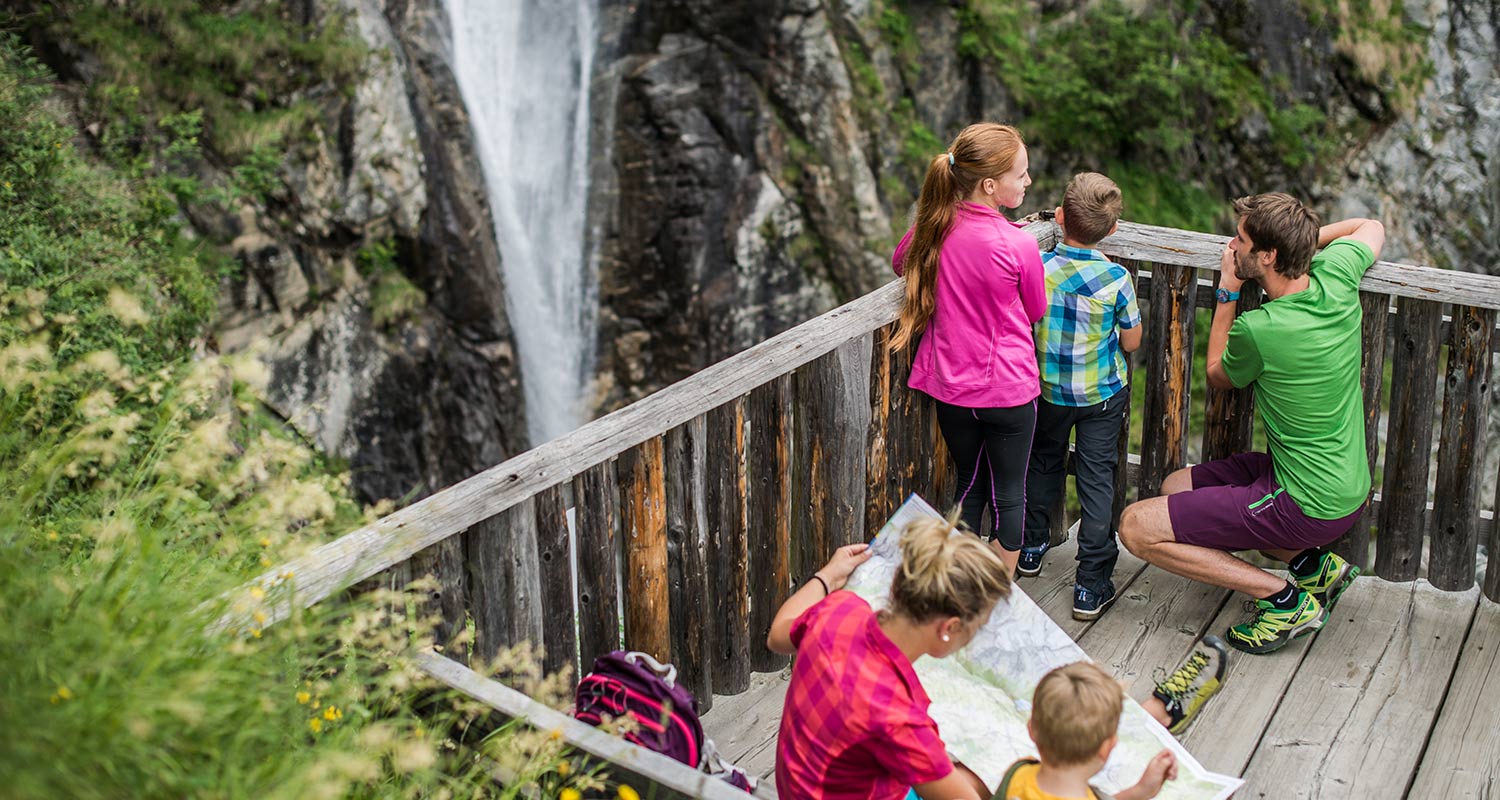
[1206,248,1242,391]
[1318,217,1385,261]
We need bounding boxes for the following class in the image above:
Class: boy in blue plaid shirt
[1019,172,1142,621]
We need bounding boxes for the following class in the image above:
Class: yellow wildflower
[250,628,262,639]
[617,785,639,800]
[259,555,272,567]
[46,530,58,541]
[322,705,342,722]
[296,691,311,705]
[559,790,581,800]
[252,611,267,625]
[548,728,563,741]
[50,686,73,704]
[249,586,265,600]
[258,536,271,547]
[556,761,570,777]
[308,717,323,734]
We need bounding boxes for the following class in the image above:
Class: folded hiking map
[843,494,1243,800]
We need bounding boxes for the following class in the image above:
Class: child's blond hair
[1031,661,1123,766]
[1061,172,1122,246]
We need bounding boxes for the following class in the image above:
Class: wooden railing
[230,219,1500,795]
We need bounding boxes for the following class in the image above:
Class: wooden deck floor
[701,537,1500,799]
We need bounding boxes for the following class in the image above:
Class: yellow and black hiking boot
[1225,591,1327,654]
[1152,636,1229,735]
[1293,551,1360,612]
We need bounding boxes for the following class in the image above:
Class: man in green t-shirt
[1118,193,1385,655]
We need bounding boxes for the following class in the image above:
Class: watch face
[1217,288,1232,303]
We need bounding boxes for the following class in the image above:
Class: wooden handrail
[218,222,1056,632]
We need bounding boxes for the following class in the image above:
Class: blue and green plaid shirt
[1035,244,1141,406]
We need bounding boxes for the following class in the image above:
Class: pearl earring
[941,634,951,642]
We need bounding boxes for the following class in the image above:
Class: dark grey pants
[1023,391,1128,593]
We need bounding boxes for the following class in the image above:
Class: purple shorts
[1167,452,1364,552]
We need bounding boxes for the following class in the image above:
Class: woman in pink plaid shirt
[766,516,1010,800]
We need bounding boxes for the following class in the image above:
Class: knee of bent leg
[1118,504,1151,553]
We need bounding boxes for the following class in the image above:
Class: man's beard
[1233,250,1261,282]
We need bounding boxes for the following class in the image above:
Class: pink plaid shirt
[775,591,953,799]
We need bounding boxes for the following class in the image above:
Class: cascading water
[443,0,599,445]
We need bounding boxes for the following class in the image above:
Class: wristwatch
[1215,287,1241,304]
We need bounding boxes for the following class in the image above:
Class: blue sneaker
[1073,582,1117,621]
[1017,542,1050,577]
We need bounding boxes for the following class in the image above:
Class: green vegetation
[1301,0,1431,112]
[0,31,598,799]
[360,241,428,330]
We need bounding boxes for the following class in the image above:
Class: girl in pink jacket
[891,123,1045,574]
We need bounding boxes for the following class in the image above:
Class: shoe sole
[1226,606,1329,655]
[1016,563,1043,578]
[1072,592,1117,621]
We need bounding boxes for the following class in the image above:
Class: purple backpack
[574,651,755,791]
[575,650,704,767]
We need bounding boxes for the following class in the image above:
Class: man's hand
[1218,247,1245,294]
[1116,750,1178,800]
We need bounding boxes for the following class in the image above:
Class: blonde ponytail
[890,511,1011,624]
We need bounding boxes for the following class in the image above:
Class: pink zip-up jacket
[892,202,1046,408]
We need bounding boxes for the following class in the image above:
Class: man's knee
[1119,498,1172,554]
[1160,466,1195,495]
[1119,502,1150,553]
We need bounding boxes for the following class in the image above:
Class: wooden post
[1138,262,1199,498]
[747,376,793,672]
[534,485,577,680]
[409,534,468,659]
[1375,297,1443,581]
[466,500,543,663]
[866,324,916,534]
[1488,465,1500,602]
[705,399,750,695]
[794,340,874,571]
[1201,282,1261,462]
[574,461,621,672]
[1334,293,1390,569]
[664,420,713,710]
[1428,305,1495,590]
[620,437,670,661]
[1111,258,1142,530]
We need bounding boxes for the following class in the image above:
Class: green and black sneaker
[1293,551,1360,612]
[1152,636,1229,735]
[1225,590,1327,655]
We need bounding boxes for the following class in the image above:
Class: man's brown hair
[1030,662,1123,766]
[1061,172,1122,246]
[1232,193,1321,279]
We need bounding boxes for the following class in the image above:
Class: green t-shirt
[1221,239,1375,519]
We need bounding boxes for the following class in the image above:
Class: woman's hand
[816,543,872,591]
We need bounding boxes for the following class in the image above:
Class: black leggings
[935,399,1037,550]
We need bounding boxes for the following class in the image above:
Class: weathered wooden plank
[1429,306,1495,591]
[1137,262,1198,498]
[620,438,670,661]
[408,535,467,656]
[1073,567,1231,700]
[466,500,543,662]
[1028,526,1150,642]
[1111,258,1143,530]
[1375,298,1443,581]
[574,461,621,672]
[664,420,713,711]
[1490,466,1500,602]
[1333,292,1391,569]
[1407,597,1500,799]
[699,671,792,769]
[866,323,916,535]
[1201,282,1261,463]
[1099,221,1500,310]
[706,399,751,695]
[1178,579,1318,776]
[1236,579,1477,798]
[747,377,794,673]
[416,651,754,800]
[533,485,576,678]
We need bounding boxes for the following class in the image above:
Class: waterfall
[443,0,599,445]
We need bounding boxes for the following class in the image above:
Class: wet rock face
[1338,0,1500,272]
[216,0,526,503]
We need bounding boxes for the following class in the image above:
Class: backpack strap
[991,758,1040,800]
[1089,785,1114,800]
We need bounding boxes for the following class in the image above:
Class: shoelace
[1154,652,1208,698]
